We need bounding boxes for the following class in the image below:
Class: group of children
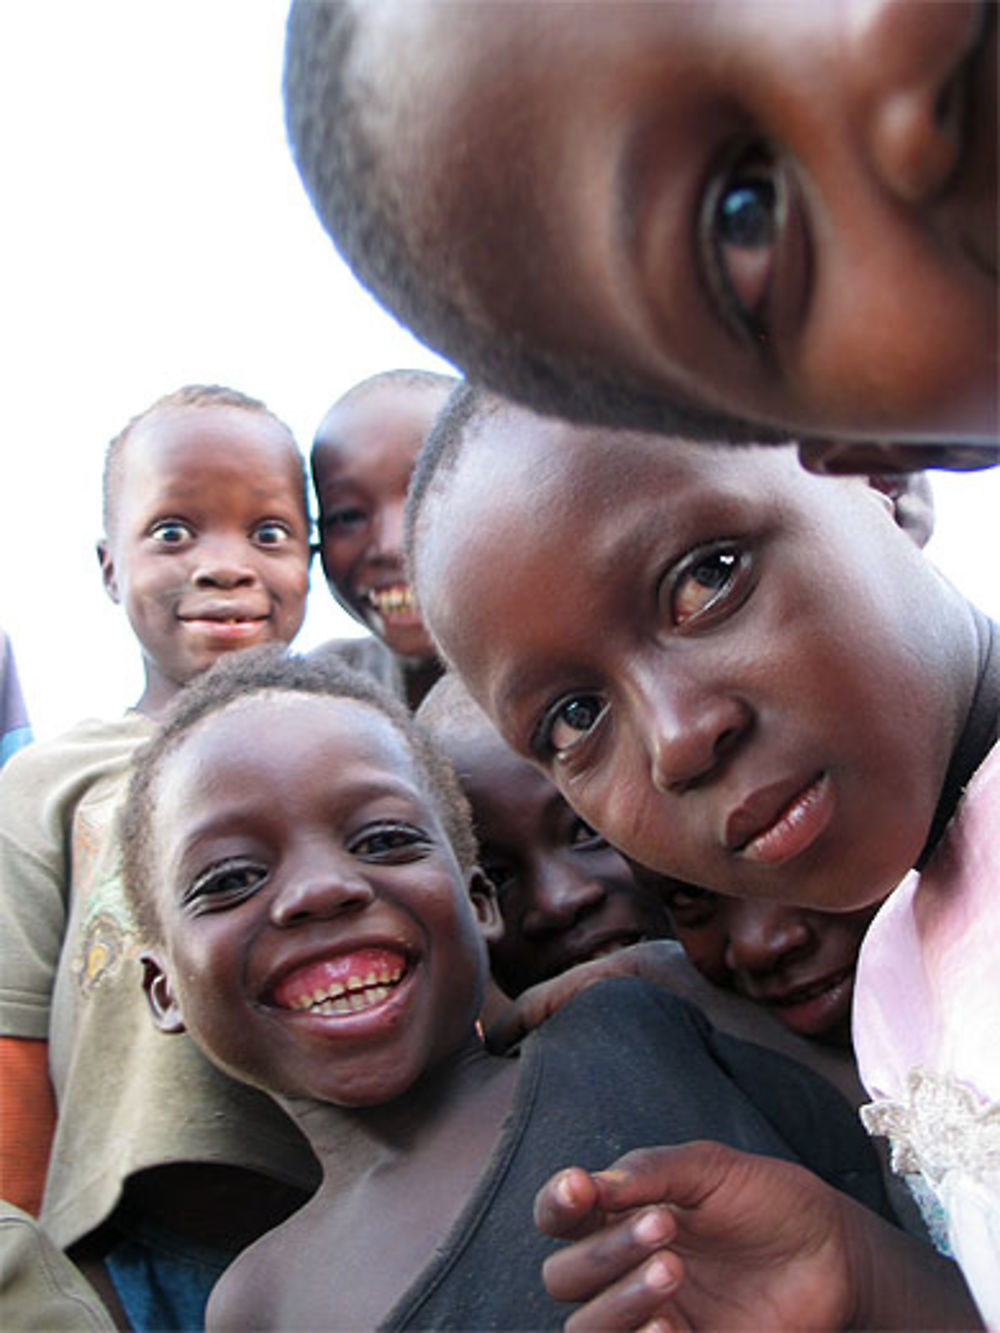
[2,1,997,1329]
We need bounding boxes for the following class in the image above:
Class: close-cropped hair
[282,2,788,446]
[403,381,509,584]
[121,645,478,943]
[102,383,305,536]
[415,670,494,749]
[323,368,459,422]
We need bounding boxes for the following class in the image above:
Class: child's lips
[751,967,855,1037]
[726,773,834,867]
[179,603,270,638]
[268,946,409,1014]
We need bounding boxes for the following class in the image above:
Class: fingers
[558,1246,685,1332]
[587,1141,735,1213]
[534,1167,604,1239]
[543,1205,678,1302]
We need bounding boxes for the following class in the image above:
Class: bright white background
[2,3,997,741]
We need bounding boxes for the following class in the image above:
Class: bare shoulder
[205,1221,297,1332]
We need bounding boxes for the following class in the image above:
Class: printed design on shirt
[71,799,142,996]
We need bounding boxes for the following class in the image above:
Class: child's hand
[485,942,693,1052]
[535,1142,980,1332]
[535,1142,853,1331]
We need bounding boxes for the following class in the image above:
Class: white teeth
[287,967,404,1013]
[369,587,416,616]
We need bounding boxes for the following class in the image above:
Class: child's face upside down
[346,0,997,465]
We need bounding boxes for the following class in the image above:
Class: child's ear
[140,952,186,1034]
[468,868,504,943]
[96,539,121,604]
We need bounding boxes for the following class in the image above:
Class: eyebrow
[175,775,428,845]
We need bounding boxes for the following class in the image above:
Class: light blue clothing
[0,628,32,766]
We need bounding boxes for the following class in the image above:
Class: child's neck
[133,666,184,720]
[276,1029,517,1187]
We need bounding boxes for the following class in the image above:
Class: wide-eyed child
[284,0,998,473]
[0,386,316,1331]
[406,387,998,1326]
[310,368,456,709]
[417,671,673,998]
[124,647,901,1332]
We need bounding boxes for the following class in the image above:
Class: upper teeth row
[370,588,415,614]
[287,964,403,1011]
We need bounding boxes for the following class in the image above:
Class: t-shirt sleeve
[0,747,72,1038]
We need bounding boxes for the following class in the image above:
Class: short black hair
[282,1,789,446]
[415,669,497,751]
[122,644,478,943]
[102,384,305,537]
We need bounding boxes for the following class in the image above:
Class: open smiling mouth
[366,585,419,619]
[762,967,852,1010]
[270,949,407,1016]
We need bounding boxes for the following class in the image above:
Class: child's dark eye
[351,823,430,861]
[706,149,780,343]
[568,817,607,852]
[184,859,266,911]
[667,545,747,627]
[662,882,719,926]
[150,519,194,546]
[536,693,608,759]
[253,520,294,547]
[322,506,368,535]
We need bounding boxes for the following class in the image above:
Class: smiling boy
[309,369,455,709]
[405,386,999,1324]
[284,0,998,471]
[0,386,317,1330]
[124,648,899,1332]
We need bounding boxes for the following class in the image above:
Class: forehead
[416,412,857,706]
[120,407,302,507]
[158,693,425,813]
[313,385,449,486]
[422,410,802,577]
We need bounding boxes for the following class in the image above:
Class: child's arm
[0,1038,57,1215]
[534,1142,982,1331]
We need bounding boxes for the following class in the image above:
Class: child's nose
[847,0,982,203]
[723,901,813,979]
[522,860,606,936]
[636,671,752,794]
[269,862,375,928]
[192,540,259,588]
[367,499,406,561]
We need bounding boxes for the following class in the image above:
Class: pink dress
[854,741,1000,1326]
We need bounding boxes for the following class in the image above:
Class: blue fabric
[103,1216,235,1333]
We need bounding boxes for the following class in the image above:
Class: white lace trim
[861,1066,1000,1184]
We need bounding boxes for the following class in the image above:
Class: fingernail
[555,1172,578,1206]
[643,1255,677,1293]
[633,1208,670,1246]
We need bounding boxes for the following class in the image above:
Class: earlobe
[141,953,186,1034]
[469,868,505,943]
[96,540,121,604]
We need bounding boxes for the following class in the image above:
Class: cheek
[321,541,359,590]
[674,926,729,982]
